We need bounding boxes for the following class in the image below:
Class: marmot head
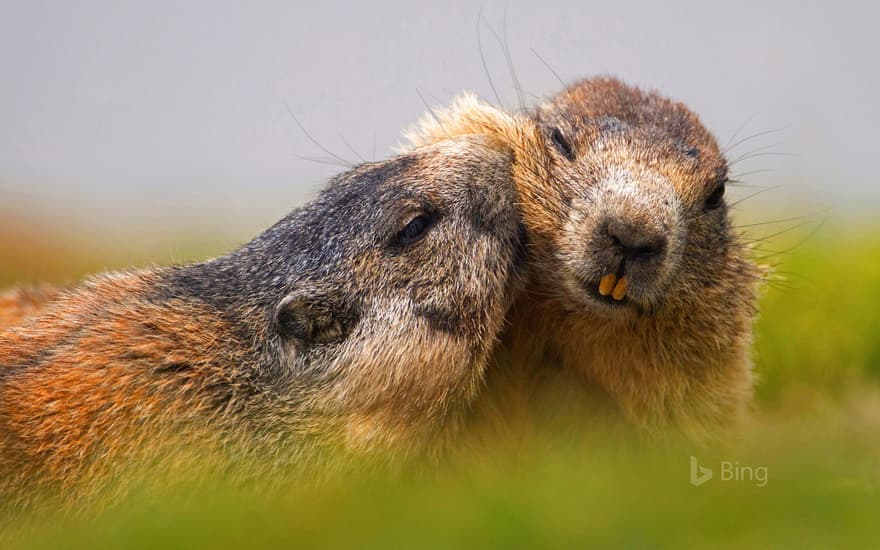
[222,136,523,455]
[531,77,740,318]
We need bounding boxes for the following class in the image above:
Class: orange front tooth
[611,277,628,301]
[598,273,617,296]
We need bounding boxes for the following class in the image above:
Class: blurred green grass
[2,214,879,547]
[7,415,880,549]
[754,230,880,404]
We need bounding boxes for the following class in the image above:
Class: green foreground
[1,218,879,548]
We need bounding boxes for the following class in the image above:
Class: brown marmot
[402,77,762,441]
[0,136,525,510]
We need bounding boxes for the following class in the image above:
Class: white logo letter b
[690,456,713,487]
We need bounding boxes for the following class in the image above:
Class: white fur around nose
[592,168,681,224]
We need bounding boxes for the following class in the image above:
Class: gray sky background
[1,0,877,241]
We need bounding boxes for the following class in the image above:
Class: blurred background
[2,0,878,255]
[2,1,880,545]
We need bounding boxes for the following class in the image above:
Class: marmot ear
[273,291,358,345]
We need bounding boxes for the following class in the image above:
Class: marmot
[403,77,762,441]
[0,136,525,509]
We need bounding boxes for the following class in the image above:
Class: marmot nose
[603,219,667,262]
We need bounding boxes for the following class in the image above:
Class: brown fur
[0,285,63,332]
[0,274,243,508]
[402,78,763,442]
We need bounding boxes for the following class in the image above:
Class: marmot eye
[396,213,435,246]
[705,180,726,210]
[550,127,574,160]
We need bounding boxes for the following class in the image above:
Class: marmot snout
[562,161,685,311]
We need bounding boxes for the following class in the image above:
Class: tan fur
[402,79,762,442]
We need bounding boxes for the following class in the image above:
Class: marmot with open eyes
[403,77,762,442]
[0,136,525,510]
